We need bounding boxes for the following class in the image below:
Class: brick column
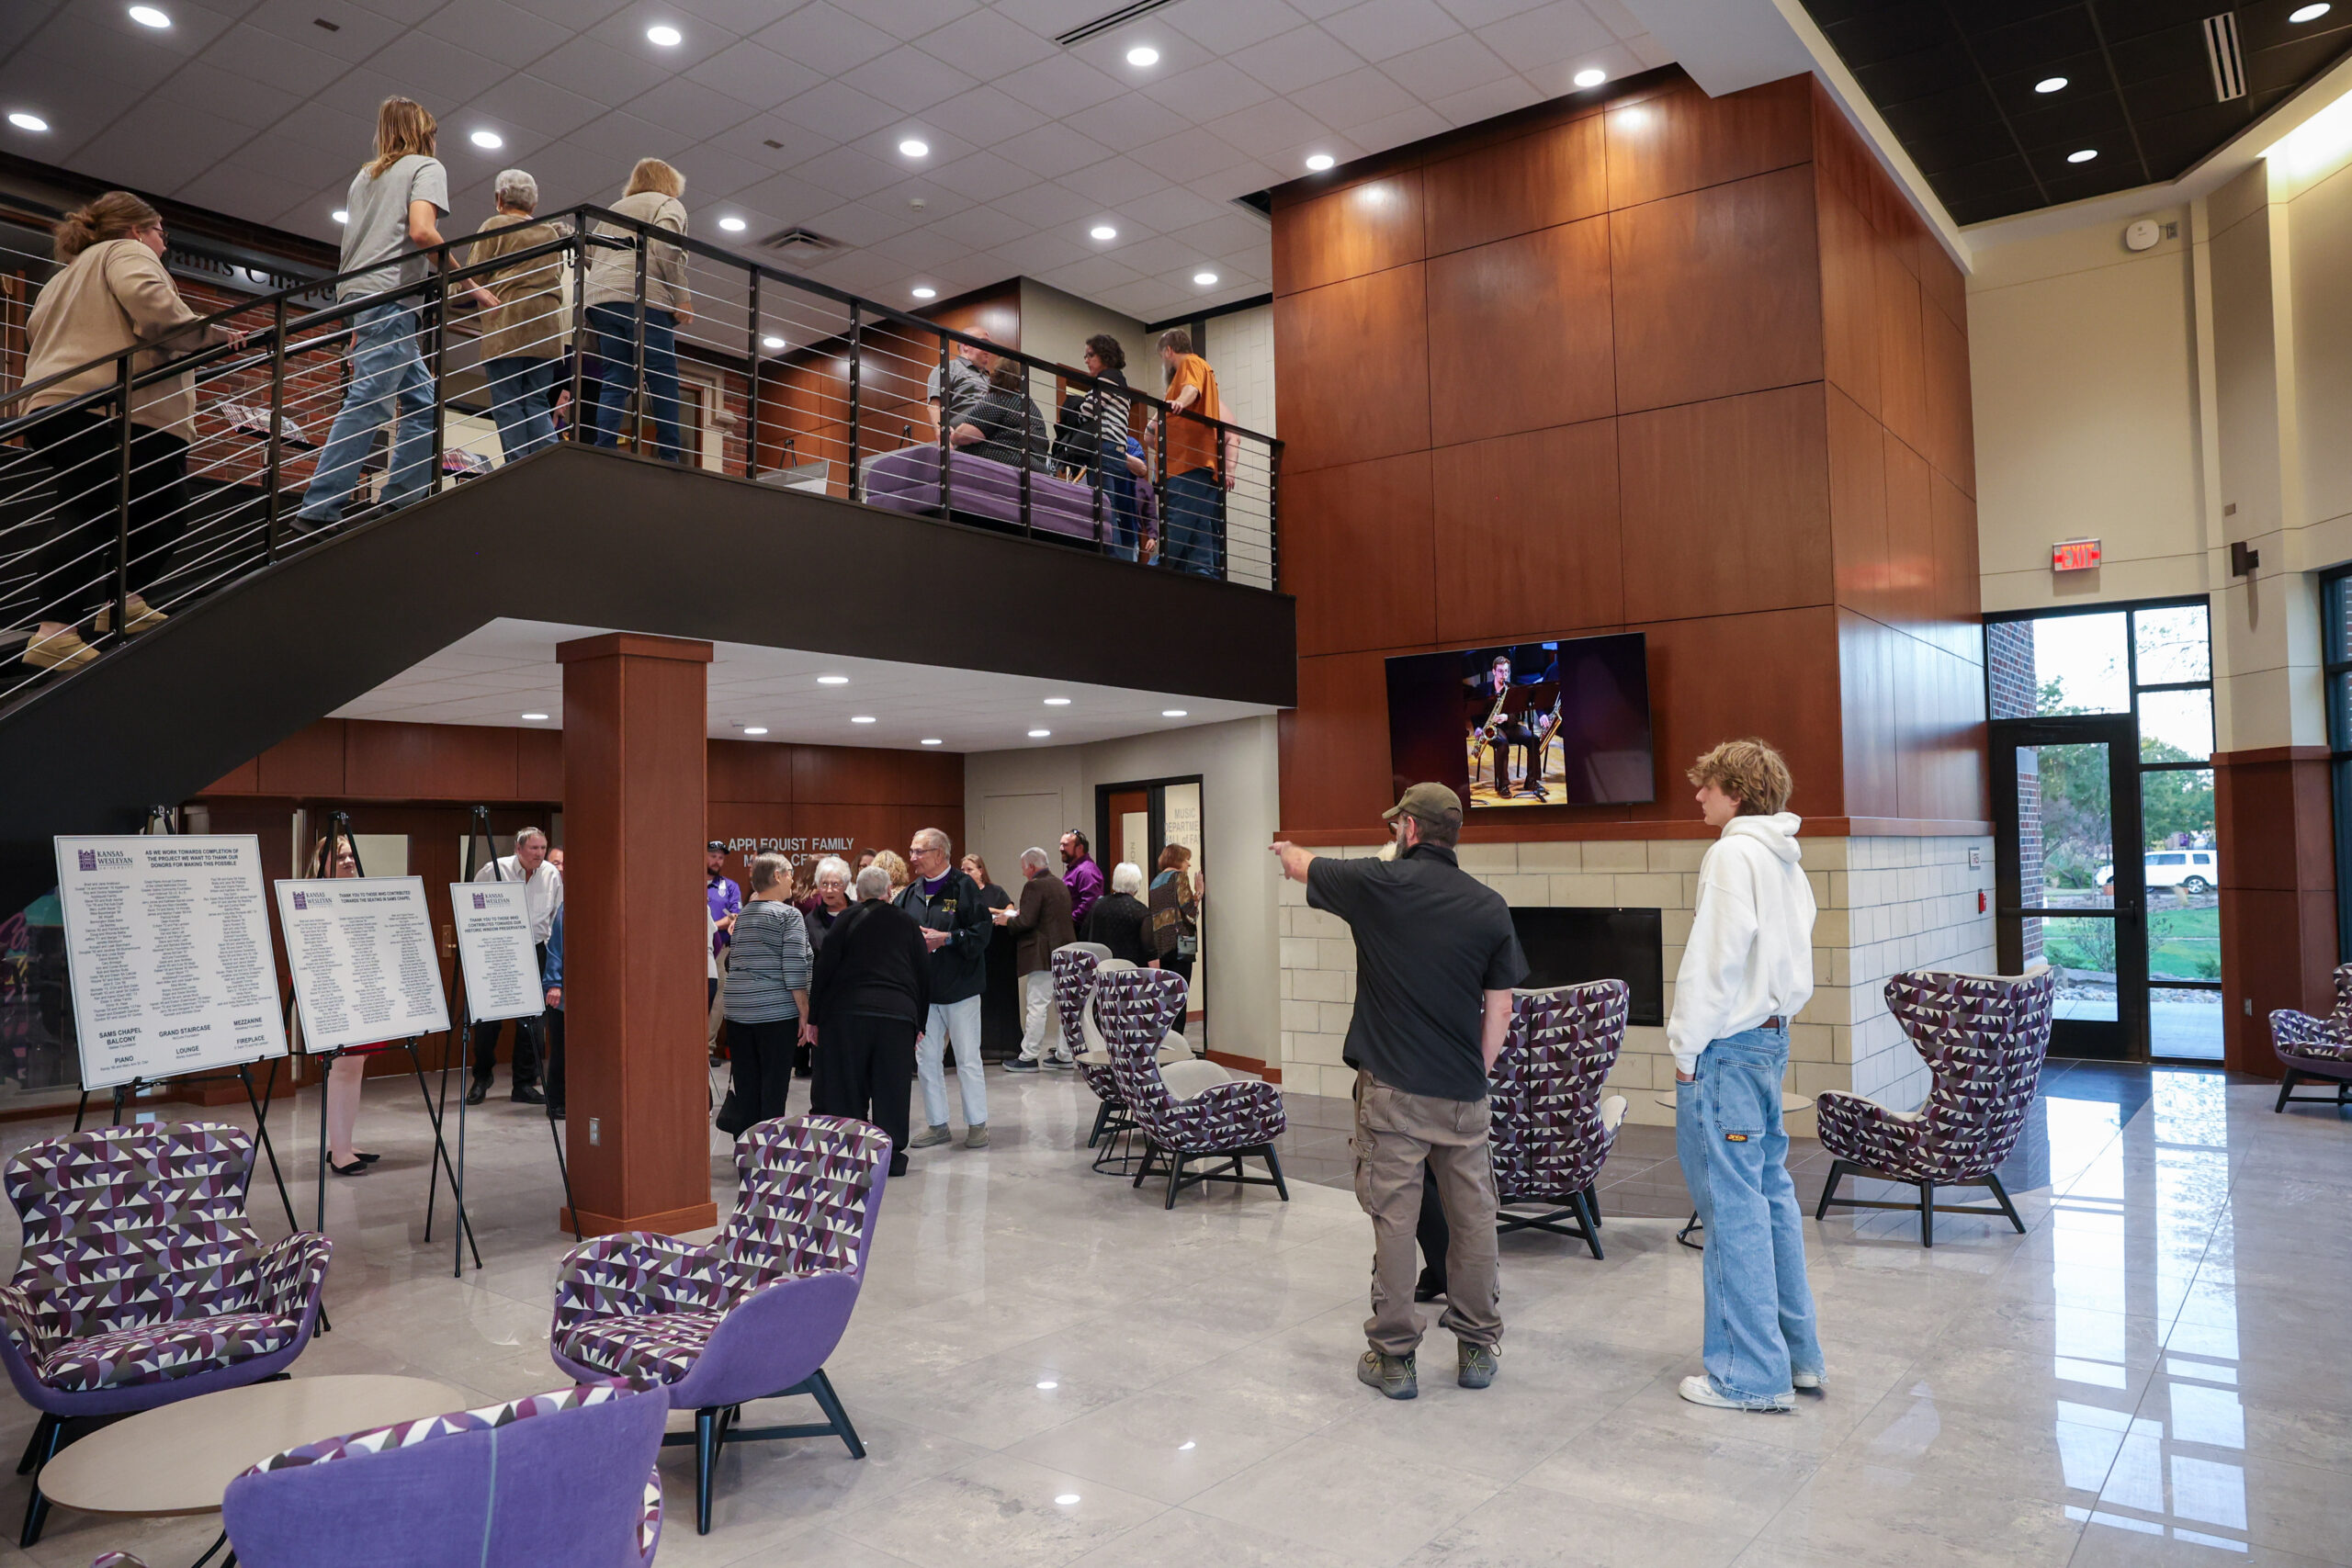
[558,632,717,1236]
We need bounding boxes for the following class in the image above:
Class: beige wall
[1016,278,1149,384]
[965,716,1282,1068]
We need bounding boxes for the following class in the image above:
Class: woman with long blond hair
[18,191,243,671]
[304,832,383,1175]
[582,157,692,462]
[294,96,481,532]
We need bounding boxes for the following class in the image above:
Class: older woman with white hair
[1083,861,1159,968]
[799,854,855,954]
[807,863,929,1175]
[465,168,567,462]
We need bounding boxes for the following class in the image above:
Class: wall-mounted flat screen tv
[1385,633,1655,810]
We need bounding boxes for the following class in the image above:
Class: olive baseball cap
[1384,782,1464,825]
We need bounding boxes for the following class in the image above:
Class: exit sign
[2052,538,2102,572]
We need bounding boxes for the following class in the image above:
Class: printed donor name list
[276,876,450,1053]
[449,882,546,1023]
[54,835,288,1090]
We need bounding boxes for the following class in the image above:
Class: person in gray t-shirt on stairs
[296,96,492,533]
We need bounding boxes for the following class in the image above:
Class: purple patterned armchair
[1489,982,1630,1259]
[548,1114,890,1535]
[1053,943,1124,1156]
[3,1122,332,1546]
[2267,964,2352,1111]
[1097,967,1288,1209]
[1814,967,2055,1247]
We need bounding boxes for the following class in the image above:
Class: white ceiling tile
[748,2,899,77]
[986,229,1089,276]
[1210,97,1333,162]
[1339,100,1451,149]
[499,0,629,21]
[565,110,684,168]
[1193,158,1285,198]
[194,23,352,97]
[867,174,978,223]
[1125,130,1250,186]
[922,85,1050,148]
[247,101,381,189]
[911,7,1058,78]
[850,0,978,43]
[1059,153,1167,205]
[1380,32,1512,98]
[81,0,243,60]
[898,151,1020,205]
[419,0,573,70]
[348,0,448,25]
[1103,232,1198,276]
[1039,254,1143,294]
[1171,209,1277,254]
[923,202,1034,251]
[1061,26,1212,81]
[1318,0,1461,62]
[0,1,66,59]
[677,139,773,197]
[734,169,834,216]
[1142,59,1273,120]
[1122,185,1229,231]
[1098,276,1179,317]
[1285,0,1365,18]
[1436,0,1552,25]
[1472,3,1611,68]
[683,40,825,108]
[1167,0,1310,55]
[666,0,808,31]
[582,7,735,70]
[463,73,610,139]
[870,224,976,271]
[1290,64,1414,129]
[1623,30,1668,68]
[1228,25,1362,92]
[243,0,407,62]
[840,44,977,113]
[1003,123,1116,184]
[987,0,1105,32]
[627,76,760,141]
[995,51,1125,117]
[1059,94,1192,154]
[989,180,1096,229]
[790,140,907,200]
[1430,73,1542,127]
[503,138,618,205]
[1521,37,1641,93]
[772,79,901,141]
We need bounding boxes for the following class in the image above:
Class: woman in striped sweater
[722,852,811,1128]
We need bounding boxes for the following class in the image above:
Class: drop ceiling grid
[0,0,1664,322]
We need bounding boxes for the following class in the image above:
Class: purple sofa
[2267,963,2352,1111]
[861,444,1155,546]
[547,1114,891,1534]
[2,1122,332,1546]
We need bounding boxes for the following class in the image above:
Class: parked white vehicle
[2095,849,2218,894]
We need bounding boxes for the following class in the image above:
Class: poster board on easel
[448,881,546,1024]
[273,876,450,1052]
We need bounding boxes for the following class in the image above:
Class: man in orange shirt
[1153,327,1225,578]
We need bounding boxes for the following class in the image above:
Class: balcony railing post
[567,222,587,445]
[427,254,449,500]
[1268,439,1283,589]
[1089,374,1105,552]
[632,232,650,457]
[1153,394,1167,570]
[264,295,288,564]
[937,332,953,521]
[1019,364,1033,540]
[846,304,861,502]
[745,271,762,480]
[111,355,132,646]
[1212,412,1227,584]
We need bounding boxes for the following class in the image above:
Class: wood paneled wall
[706,737,967,885]
[2214,747,2337,1076]
[1271,68,1986,839]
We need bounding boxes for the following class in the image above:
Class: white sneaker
[1678,1374,1791,1413]
[1792,1370,1824,1392]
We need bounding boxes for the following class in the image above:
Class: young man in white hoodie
[1668,739,1826,1412]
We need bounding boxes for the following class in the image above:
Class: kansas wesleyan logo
[76,851,97,871]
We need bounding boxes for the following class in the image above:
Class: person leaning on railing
[1149,326,1230,580]
[949,359,1047,471]
[17,191,247,671]
[464,169,569,465]
[582,158,692,464]
[294,96,490,535]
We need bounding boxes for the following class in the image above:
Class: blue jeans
[483,355,560,463]
[1161,467,1223,578]
[918,994,988,1129]
[1096,438,1138,561]
[1675,1024,1823,1404]
[298,301,436,522]
[586,303,683,463]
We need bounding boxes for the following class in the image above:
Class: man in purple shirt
[1060,829,1104,923]
[706,840,741,1000]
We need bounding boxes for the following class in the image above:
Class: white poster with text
[275,876,449,1053]
[54,835,288,1091]
[449,881,546,1023]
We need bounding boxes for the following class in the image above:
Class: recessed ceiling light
[2290,2,2330,20]
[2067,148,2098,164]
[469,129,503,150]
[1043,697,1070,705]
[1572,67,1606,88]
[1160,709,1187,717]
[1090,224,1117,240]
[2034,75,2068,94]
[1054,1494,1081,1506]
[1304,152,1334,172]
[921,738,943,745]
[898,138,929,158]
[1028,728,1051,738]
[816,674,849,684]
[1035,1380,1057,1389]
[1125,45,1159,66]
[718,215,746,231]
[1193,270,1218,286]
[1178,1440,1195,1450]
[521,711,549,721]
[7,112,49,133]
[742,726,768,736]
[761,334,785,349]
[645,23,682,45]
[852,716,877,724]
[911,286,936,299]
[128,6,171,27]
[332,209,348,224]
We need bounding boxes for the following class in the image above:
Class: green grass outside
[2041,907,2218,982]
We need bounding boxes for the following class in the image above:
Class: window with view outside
[2321,569,2352,964]
[1987,602,2219,1061]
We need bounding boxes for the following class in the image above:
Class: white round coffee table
[38,1373,465,1558]
[1655,1088,1815,1249]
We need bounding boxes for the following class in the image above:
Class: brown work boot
[1357,1349,1417,1400]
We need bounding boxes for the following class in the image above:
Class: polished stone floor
[0,1058,2344,1568]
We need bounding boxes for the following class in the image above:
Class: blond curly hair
[1686,738,1793,816]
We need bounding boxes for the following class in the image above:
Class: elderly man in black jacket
[809,864,929,1177]
[895,827,993,1152]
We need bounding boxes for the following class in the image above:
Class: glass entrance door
[1992,716,2147,1060]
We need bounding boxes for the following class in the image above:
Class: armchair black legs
[1496,1186,1604,1259]
[1131,1141,1289,1209]
[662,1369,865,1535]
[1815,1158,2027,1247]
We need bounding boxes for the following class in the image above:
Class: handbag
[714,1077,752,1137]
[1147,880,1183,955]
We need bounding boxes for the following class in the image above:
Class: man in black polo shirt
[1273,782,1526,1400]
